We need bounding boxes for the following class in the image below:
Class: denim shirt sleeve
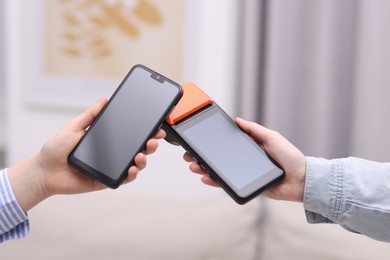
[303,157,390,242]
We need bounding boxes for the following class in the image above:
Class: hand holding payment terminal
[162,83,284,204]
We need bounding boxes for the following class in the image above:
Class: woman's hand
[8,98,165,212]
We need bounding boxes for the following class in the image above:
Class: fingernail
[97,97,107,103]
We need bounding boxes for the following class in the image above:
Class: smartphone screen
[173,104,284,204]
[68,64,182,188]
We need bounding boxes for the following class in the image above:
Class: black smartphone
[68,64,183,188]
[164,103,284,204]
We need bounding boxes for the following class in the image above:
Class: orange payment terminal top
[166,83,213,125]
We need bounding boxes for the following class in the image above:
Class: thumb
[235,117,272,144]
[68,97,108,131]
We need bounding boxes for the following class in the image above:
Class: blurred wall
[4,0,238,209]
[4,0,240,198]
[0,0,4,168]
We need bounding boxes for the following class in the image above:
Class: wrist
[8,154,49,212]
[272,156,307,203]
[293,157,307,203]
[294,173,306,203]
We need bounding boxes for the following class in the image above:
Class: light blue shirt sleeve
[304,156,390,242]
[0,168,30,243]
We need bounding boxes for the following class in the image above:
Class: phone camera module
[151,73,165,83]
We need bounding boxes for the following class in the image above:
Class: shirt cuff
[303,157,345,224]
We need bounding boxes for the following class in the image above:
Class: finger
[92,181,109,191]
[68,97,108,131]
[144,139,159,155]
[235,117,275,143]
[183,152,196,162]
[154,129,166,139]
[134,153,147,170]
[189,162,207,175]
[201,176,220,187]
[124,166,139,184]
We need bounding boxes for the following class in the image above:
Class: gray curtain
[238,0,390,161]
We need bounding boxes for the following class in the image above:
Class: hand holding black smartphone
[162,83,284,204]
[68,64,182,188]
[174,105,284,204]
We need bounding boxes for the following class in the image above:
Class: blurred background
[1,0,390,259]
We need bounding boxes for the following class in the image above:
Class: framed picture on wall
[23,0,187,109]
